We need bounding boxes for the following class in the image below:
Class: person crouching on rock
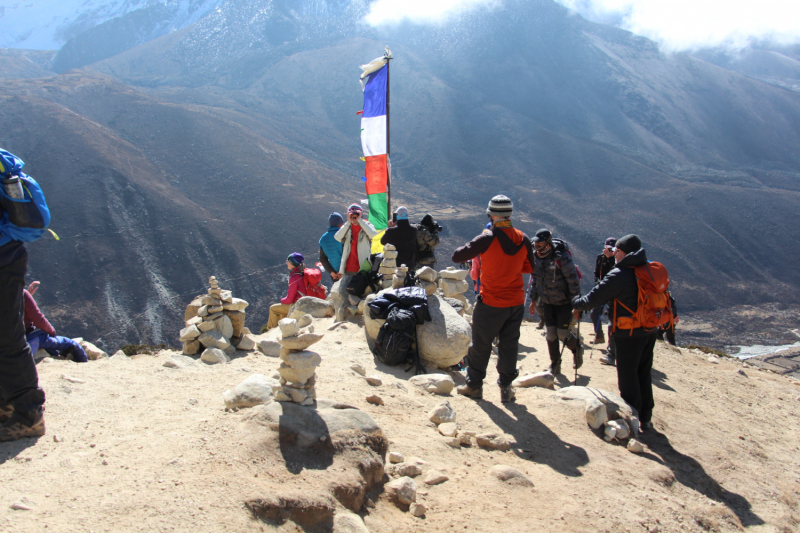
[24,285,88,363]
[451,195,534,404]
[267,253,306,330]
[335,203,378,276]
[571,234,658,432]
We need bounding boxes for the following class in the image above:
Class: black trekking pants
[0,243,45,413]
[465,300,522,388]
[615,332,657,424]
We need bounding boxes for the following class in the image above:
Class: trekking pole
[575,318,580,386]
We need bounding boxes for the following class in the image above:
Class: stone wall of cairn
[179,276,256,355]
[273,317,324,406]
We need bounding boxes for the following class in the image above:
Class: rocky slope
[2,317,799,532]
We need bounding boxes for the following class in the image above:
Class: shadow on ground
[0,436,40,465]
[479,401,589,477]
[642,431,764,527]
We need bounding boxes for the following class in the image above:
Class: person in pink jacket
[267,253,306,329]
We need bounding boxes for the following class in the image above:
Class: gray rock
[80,340,108,360]
[279,318,299,338]
[278,363,316,385]
[258,339,282,357]
[409,502,426,517]
[364,294,471,369]
[737,369,748,377]
[223,374,279,409]
[224,311,246,338]
[443,297,465,315]
[282,350,322,370]
[197,320,216,333]
[428,401,456,424]
[512,371,555,389]
[390,463,422,477]
[424,470,449,485]
[163,354,200,369]
[488,465,533,486]
[606,419,630,440]
[416,266,438,282]
[182,340,201,355]
[388,452,404,463]
[333,511,370,533]
[185,316,203,327]
[585,398,608,429]
[197,329,231,350]
[297,314,313,328]
[439,267,470,281]
[627,439,645,453]
[409,374,455,395]
[201,348,229,364]
[438,422,457,437]
[386,476,417,506]
[235,334,256,351]
[556,386,638,423]
[365,375,382,386]
[223,298,249,312]
[294,296,336,318]
[212,315,234,339]
[279,333,324,351]
[179,325,201,342]
[476,433,511,451]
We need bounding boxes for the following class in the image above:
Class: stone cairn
[179,276,255,359]
[379,243,400,290]
[415,265,472,315]
[274,317,324,406]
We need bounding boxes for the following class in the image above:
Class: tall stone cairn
[379,243,398,290]
[274,318,324,406]
[179,276,255,355]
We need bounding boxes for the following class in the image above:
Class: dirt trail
[2,316,799,533]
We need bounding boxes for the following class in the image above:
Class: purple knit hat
[287,252,304,267]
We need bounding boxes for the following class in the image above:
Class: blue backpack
[0,149,56,244]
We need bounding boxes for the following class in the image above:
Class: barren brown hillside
[2,315,799,533]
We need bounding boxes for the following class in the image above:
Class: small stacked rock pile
[438,267,470,311]
[179,276,254,358]
[374,243,400,290]
[273,317,324,406]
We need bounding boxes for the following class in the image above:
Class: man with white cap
[451,195,534,403]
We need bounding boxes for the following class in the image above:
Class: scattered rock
[409,374,455,395]
[585,399,608,429]
[438,422,457,437]
[223,374,279,409]
[297,314,313,328]
[258,339,282,357]
[627,439,645,453]
[445,437,461,448]
[488,465,533,486]
[61,374,85,384]
[390,463,422,477]
[333,510,371,533]
[201,348,230,364]
[53,435,64,443]
[424,470,449,485]
[293,296,336,318]
[476,433,511,451]
[10,502,33,511]
[512,371,555,389]
[409,502,426,517]
[606,419,630,440]
[385,476,417,506]
[389,452,404,463]
[708,356,720,364]
[365,376,382,387]
[366,395,384,406]
[279,318,299,338]
[163,354,200,369]
[737,369,748,377]
[79,340,108,360]
[556,386,637,425]
[428,401,457,424]
[235,334,256,351]
[351,363,366,376]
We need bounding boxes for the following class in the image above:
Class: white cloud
[363,0,499,26]
[557,0,800,51]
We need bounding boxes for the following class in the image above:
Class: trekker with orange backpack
[571,234,673,433]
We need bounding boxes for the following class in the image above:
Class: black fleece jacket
[572,248,651,338]
[381,220,418,270]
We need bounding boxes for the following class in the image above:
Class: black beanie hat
[615,234,642,254]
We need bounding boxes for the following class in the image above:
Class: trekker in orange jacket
[451,195,534,403]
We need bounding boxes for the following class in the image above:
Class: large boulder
[223,374,279,409]
[556,386,638,426]
[294,296,336,318]
[364,293,470,368]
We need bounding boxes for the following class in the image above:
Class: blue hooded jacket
[319,226,344,274]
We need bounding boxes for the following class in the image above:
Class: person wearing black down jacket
[572,234,658,433]
[381,206,418,271]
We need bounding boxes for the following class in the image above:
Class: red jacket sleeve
[23,289,56,336]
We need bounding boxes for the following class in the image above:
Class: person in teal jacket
[319,212,344,281]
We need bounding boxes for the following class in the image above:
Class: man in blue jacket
[319,212,344,281]
[572,234,658,432]
[0,151,46,442]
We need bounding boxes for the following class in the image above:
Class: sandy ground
[2,315,800,533]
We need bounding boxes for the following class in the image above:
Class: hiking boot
[0,410,45,442]
[640,421,653,432]
[591,332,605,344]
[535,319,545,330]
[547,360,561,375]
[0,404,12,424]
[599,354,615,366]
[457,383,483,399]
[500,386,516,403]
